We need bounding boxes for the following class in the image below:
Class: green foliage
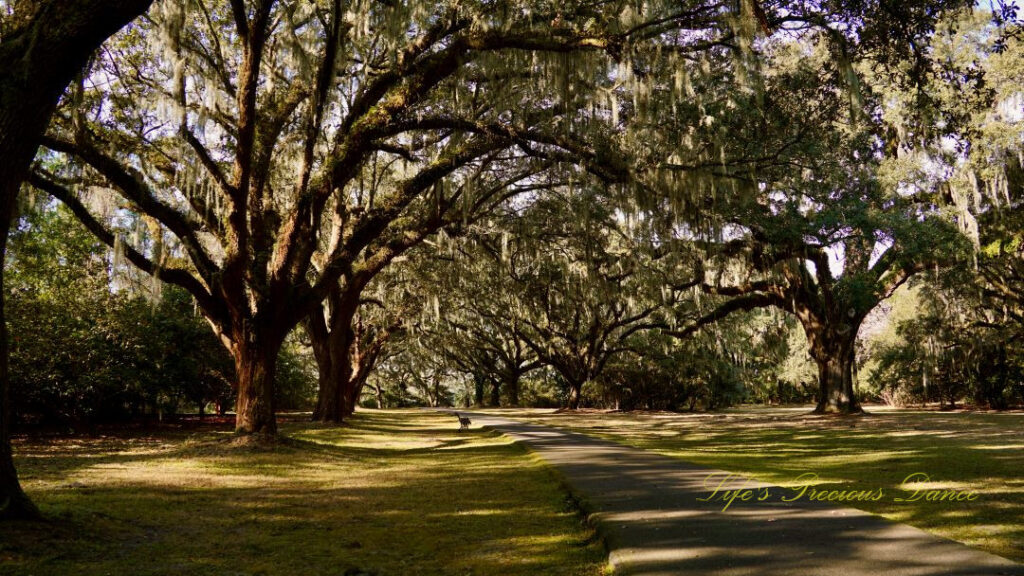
[274,334,319,411]
[597,310,811,411]
[870,280,1024,409]
[5,204,236,427]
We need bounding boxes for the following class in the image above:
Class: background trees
[5,202,239,427]
[1,0,155,521]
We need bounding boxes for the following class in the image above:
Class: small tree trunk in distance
[489,380,501,407]
[473,373,485,407]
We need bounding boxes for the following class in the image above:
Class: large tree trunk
[341,321,388,418]
[344,373,365,417]
[310,291,358,423]
[810,334,862,415]
[312,332,353,422]
[566,380,583,410]
[232,332,283,435]
[0,210,39,520]
[0,0,154,521]
[307,309,334,419]
[505,374,520,407]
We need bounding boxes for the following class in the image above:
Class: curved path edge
[466,412,1023,576]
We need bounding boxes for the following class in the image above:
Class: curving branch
[29,171,227,328]
[664,292,792,340]
[39,136,220,284]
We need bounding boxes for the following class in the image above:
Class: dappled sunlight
[499,407,1024,563]
[2,411,605,576]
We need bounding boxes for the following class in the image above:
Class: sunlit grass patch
[486,406,1024,563]
[1,410,607,576]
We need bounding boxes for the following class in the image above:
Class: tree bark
[0,0,154,521]
[232,333,282,435]
[0,208,39,520]
[566,381,583,410]
[489,380,501,407]
[343,363,369,417]
[307,310,336,421]
[311,331,354,422]
[473,373,485,407]
[309,291,358,423]
[811,334,862,414]
[505,374,520,407]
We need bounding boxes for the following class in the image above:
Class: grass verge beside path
[0,410,607,576]
[484,405,1024,563]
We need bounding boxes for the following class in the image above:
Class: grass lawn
[483,405,1024,563]
[0,410,607,576]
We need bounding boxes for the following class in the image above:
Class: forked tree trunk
[310,295,358,423]
[312,336,354,422]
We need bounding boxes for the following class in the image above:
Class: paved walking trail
[469,413,1023,576]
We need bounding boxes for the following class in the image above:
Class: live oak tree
[417,236,544,408]
[30,0,793,433]
[383,183,673,410]
[307,248,424,419]
[299,0,803,421]
[1,0,153,520]
[496,184,674,409]
[305,149,550,422]
[870,13,1024,409]
[27,0,646,435]
[662,13,1011,414]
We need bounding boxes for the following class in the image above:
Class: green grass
[483,405,1024,563]
[0,410,607,576]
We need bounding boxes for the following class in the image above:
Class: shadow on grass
[514,407,1024,563]
[1,412,604,576]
